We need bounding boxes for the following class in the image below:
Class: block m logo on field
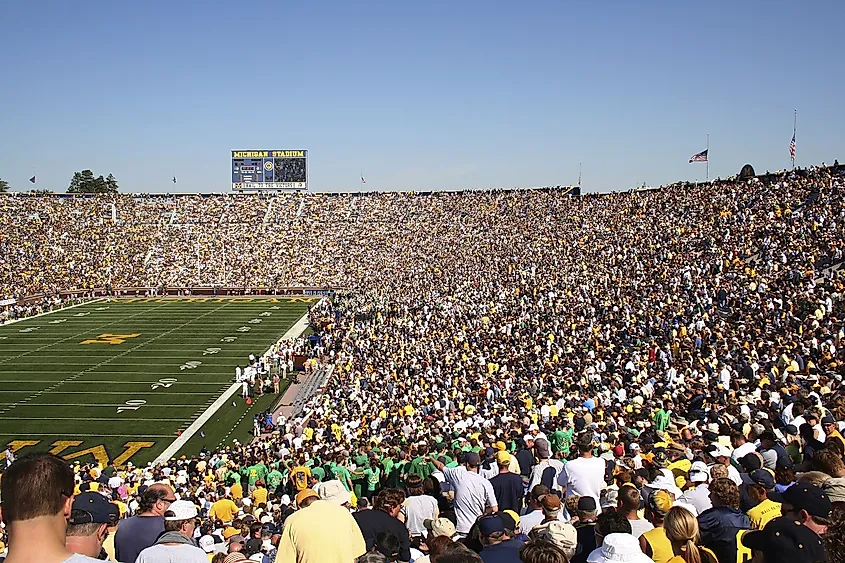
[80,333,141,345]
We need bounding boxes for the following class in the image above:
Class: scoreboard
[232,150,308,190]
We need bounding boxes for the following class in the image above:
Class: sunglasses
[160,497,178,504]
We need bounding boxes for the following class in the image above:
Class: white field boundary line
[155,310,312,464]
[0,298,104,327]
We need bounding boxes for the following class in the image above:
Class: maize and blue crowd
[1,164,845,563]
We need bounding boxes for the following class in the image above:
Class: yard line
[0,380,229,385]
[153,309,311,464]
[0,302,232,415]
[0,403,204,407]
[1,417,190,422]
[0,301,173,366]
[1,391,218,395]
[0,299,104,327]
[0,433,174,438]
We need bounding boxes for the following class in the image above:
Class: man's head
[688,461,709,485]
[594,511,632,546]
[66,492,120,558]
[477,514,508,546]
[617,484,641,515]
[576,432,594,455]
[462,451,481,471]
[775,484,832,534]
[646,490,673,523]
[138,483,177,516]
[708,478,740,509]
[295,488,319,508]
[576,495,597,522]
[0,452,74,531]
[163,500,199,538]
[540,493,563,520]
[374,488,405,518]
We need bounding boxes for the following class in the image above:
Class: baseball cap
[773,484,831,518]
[577,496,597,512]
[198,535,215,553]
[500,510,520,531]
[424,517,456,538]
[222,526,240,540]
[741,518,826,563]
[164,500,198,521]
[821,415,836,425]
[648,490,673,516]
[223,554,249,563]
[493,441,507,451]
[541,494,563,512]
[244,538,263,556]
[295,488,319,505]
[749,469,775,489]
[689,461,709,483]
[477,514,506,536]
[461,452,481,466]
[495,450,511,464]
[758,430,777,442]
[709,444,732,458]
[68,492,119,525]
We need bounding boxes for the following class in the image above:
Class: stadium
[2,3,845,563]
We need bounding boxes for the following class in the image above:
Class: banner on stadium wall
[0,298,16,306]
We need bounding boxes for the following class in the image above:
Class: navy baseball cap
[69,492,119,525]
[477,515,506,536]
[461,452,481,466]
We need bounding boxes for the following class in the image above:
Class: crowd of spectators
[1,164,845,563]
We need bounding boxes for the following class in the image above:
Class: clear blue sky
[1,1,843,193]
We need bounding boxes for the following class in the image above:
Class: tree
[67,170,119,194]
[0,178,9,193]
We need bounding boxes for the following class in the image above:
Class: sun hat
[535,520,578,551]
[315,480,352,505]
[586,533,653,563]
[424,517,456,538]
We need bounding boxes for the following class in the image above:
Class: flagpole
[706,134,709,181]
[792,109,797,169]
[578,162,582,189]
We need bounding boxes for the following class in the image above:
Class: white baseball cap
[164,500,198,521]
[689,461,709,483]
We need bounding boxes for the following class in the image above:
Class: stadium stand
[0,163,844,563]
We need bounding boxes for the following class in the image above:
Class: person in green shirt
[362,458,382,498]
[654,400,672,432]
[384,452,408,488]
[330,454,354,492]
[266,468,283,491]
[406,445,435,480]
[225,469,241,486]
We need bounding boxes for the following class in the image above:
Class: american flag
[790,133,796,161]
[689,149,708,163]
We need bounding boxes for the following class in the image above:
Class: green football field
[0,297,314,467]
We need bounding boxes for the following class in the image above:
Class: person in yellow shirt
[252,481,269,506]
[209,494,239,524]
[290,459,312,492]
[275,489,365,563]
[230,481,243,501]
[745,470,781,530]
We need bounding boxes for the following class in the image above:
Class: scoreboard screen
[232,150,307,190]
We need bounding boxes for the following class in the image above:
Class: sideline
[0,299,105,327]
[152,310,311,464]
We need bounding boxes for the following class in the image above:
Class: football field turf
[0,297,314,466]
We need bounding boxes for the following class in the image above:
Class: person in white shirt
[677,461,712,515]
[617,485,653,538]
[528,438,564,492]
[429,452,497,536]
[558,433,606,513]
[730,432,756,463]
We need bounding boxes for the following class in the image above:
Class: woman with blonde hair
[663,506,718,563]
